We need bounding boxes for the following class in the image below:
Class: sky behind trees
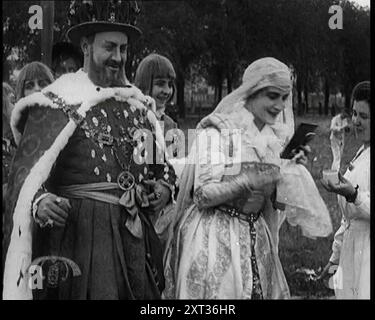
[352,0,370,7]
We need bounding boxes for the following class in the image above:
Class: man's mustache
[105,60,124,69]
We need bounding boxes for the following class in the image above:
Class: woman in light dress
[163,57,332,299]
[320,81,370,299]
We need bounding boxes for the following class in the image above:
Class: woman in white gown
[163,57,332,299]
[320,81,370,299]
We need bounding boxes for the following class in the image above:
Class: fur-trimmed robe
[3,70,175,300]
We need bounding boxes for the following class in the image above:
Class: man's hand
[36,194,71,228]
[143,180,171,215]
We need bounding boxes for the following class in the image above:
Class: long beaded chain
[87,120,138,191]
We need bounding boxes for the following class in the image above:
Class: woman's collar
[156,107,166,120]
[239,105,274,136]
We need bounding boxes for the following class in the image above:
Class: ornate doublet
[3,70,176,300]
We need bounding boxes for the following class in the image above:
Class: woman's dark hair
[134,53,176,103]
[351,81,370,107]
[15,61,54,101]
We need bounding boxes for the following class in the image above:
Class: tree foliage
[3,0,370,116]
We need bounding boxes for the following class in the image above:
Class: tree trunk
[297,77,303,115]
[217,79,223,104]
[3,60,10,82]
[324,77,330,115]
[344,82,352,111]
[41,1,55,69]
[176,72,185,119]
[227,72,232,94]
[304,84,309,114]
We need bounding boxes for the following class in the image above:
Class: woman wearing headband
[319,81,370,299]
[163,57,332,299]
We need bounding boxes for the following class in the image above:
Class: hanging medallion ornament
[46,261,65,288]
[27,256,81,289]
[117,171,136,191]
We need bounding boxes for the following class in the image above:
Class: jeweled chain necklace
[44,91,144,191]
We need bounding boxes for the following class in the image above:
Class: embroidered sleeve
[193,127,240,209]
[192,128,281,210]
[194,128,226,189]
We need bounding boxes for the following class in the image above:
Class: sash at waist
[56,182,148,238]
[56,182,121,205]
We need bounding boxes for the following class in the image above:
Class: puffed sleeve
[192,128,227,208]
[194,128,226,189]
[329,216,347,264]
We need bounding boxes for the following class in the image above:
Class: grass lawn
[178,112,362,299]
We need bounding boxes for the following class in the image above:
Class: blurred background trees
[3,0,370,118]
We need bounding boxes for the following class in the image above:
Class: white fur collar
[44,69,145,105]
[11,69,162,147]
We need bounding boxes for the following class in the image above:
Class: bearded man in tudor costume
[3,0,176,300]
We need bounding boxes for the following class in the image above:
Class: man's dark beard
[88,53,127,88]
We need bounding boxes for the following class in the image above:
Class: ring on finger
[45,218,54,228]
[55,197,62,205]
[154,192,161,199]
